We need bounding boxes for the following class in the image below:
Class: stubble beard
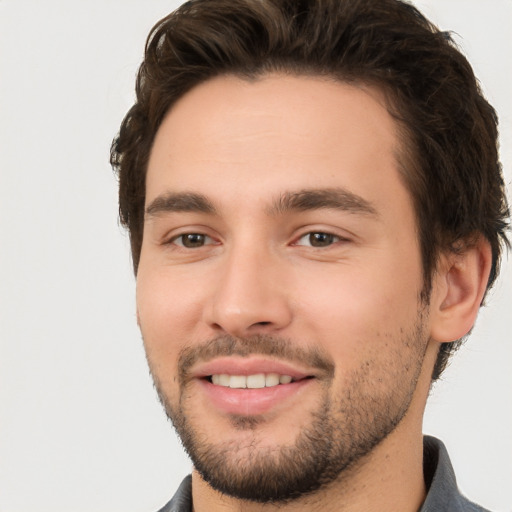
[148,317,429,504]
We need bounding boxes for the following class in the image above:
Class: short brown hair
[111,0,509,380]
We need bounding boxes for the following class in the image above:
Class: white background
[0,1,510,511]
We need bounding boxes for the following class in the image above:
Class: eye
[171,233,214,248]
[295,232,342,248]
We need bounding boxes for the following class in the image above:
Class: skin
[136,74,491,512]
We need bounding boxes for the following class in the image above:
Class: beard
[147,314,429,504]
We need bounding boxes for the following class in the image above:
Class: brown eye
[296,232,340,247]
[309,232,336,247]
[174,233,210,248]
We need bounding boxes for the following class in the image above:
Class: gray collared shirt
[156,436,491,512]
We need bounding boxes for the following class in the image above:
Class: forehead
[146,73,406,214]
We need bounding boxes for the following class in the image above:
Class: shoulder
[156,475,192,512]
[421,436,492,512]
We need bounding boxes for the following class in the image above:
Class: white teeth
[219,374,231,386]
[247,374,266,389]
[265,373,280,387]
[210,373,294,388]
[229,375,246,388]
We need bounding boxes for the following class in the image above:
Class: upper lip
[191,356,314,380]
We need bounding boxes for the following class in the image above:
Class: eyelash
[166,230,347,250]
[168,233,217,248]
[294,232,345,248]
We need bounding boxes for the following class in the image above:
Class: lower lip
[197,378,313,416]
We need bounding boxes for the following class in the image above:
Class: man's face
[137,74,433,501]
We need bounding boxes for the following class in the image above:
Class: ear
[429,237,492,343]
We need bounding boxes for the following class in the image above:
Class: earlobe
[430,237,492,343]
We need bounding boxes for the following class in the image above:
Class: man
[110,0,510,510]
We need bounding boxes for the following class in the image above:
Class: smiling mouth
[207,373,312,389]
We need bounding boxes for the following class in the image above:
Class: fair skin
[136,74,491,512]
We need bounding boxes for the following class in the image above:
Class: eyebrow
[268,188,378,217]
[144,187,378,220]
[145,192,216,219]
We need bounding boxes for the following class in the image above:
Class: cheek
[137,265,205,335]
[292,257,423,356]
[135,267,205,388]
[296,268,427,402]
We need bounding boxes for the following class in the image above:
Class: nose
[203,243,293,338]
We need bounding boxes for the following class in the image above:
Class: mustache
[178,334,335,384]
